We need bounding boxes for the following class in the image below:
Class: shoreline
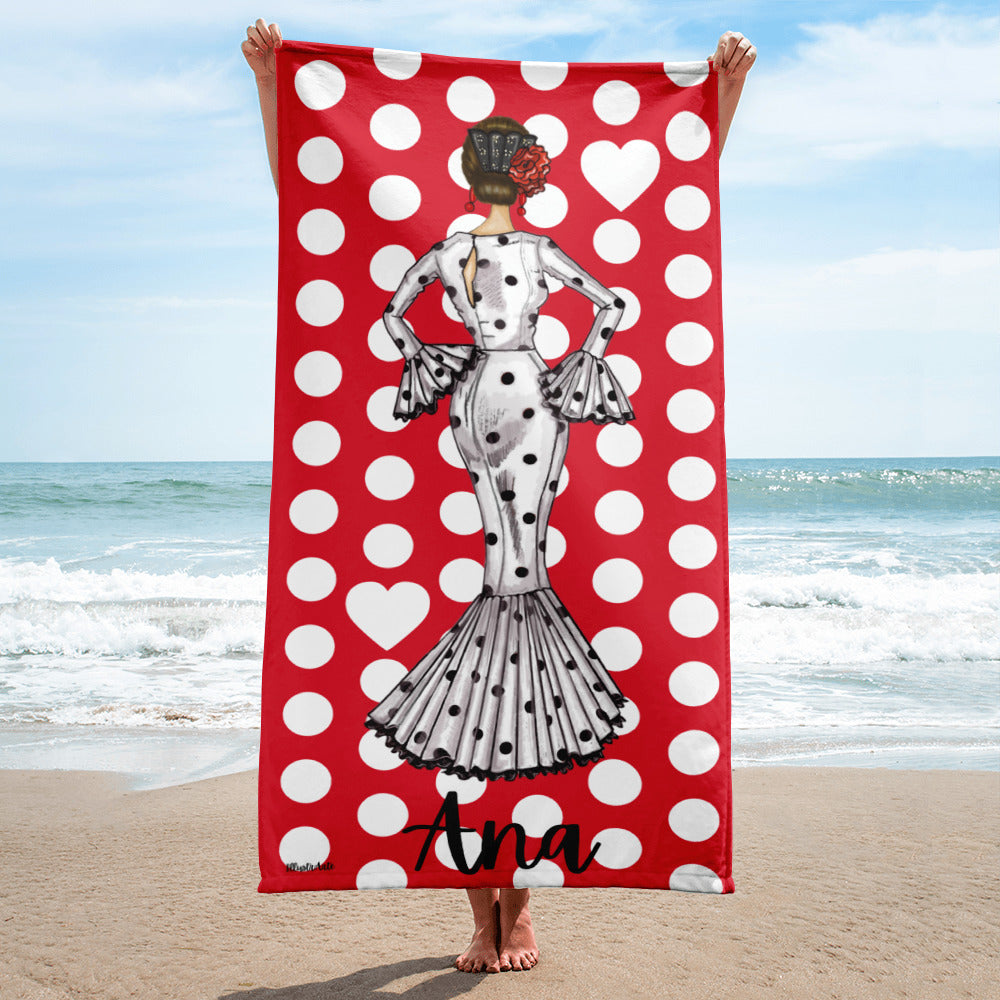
[2,765,997,999]
[1,720,996,793]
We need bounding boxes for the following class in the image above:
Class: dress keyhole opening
[463,242,478,309]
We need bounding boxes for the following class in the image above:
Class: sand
[1,766,996,999]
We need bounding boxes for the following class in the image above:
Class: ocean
[1,458,996,789]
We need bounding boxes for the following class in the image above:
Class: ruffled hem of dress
[538,349,635,424]
[394,344,480,422]
[364,698,627,782]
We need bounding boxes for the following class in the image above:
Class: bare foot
[497,887,539,971]
[455,895,501,973]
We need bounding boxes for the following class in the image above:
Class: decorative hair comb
[468,129,538,174]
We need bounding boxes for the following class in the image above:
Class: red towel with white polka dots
[258,40,734,894]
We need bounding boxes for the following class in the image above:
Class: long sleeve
[382,250,440,360]
[382,245,479,423]
[535,237,635,425]
[536,237,625,360]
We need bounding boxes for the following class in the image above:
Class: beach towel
[258,39,734,893]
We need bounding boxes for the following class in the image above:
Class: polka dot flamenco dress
[365,230,636,781]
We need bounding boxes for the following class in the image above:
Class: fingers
[714,31,756,77]
[247,18,282,55]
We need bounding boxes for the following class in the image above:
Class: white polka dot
[666,322,714,366]
[297,209,344,255]
[665,61,710,87]
[669,799,720,842]
[369,175,421,221]
[438,427,464,468]
[589,759,642,805]
[593,559,642,604]
[436,829,483,870]
[669,730,720,776]
[670,863,724,893]
[524,114,568,157]
[665,185,711,230]
[359,729,405,770]
[513,860,565,887]
[370,245,415,291]
[448,147,468,189]
[512,794,562,836]
[593,219,640,264]
[669,661,720,706]
[665,255,712,299]
[545,526,566,566]
[440,559,484,602]
[534,316,570,360]
[446,213,486,236]
[436,770,487,804]
[367,386,404,432]
[369,103,421,150]
[296,280,343,326]
[289,489,338,534]
[285,625,334,670]
[286,557,336,602]
[593,80,640,125]
[298,136,343,184]
[592,827,642,869]
[294,61,345,110]
[446,76,495,121]
[360,659,407,702]
[590,627,641,672]
[356,859,408,889]
[605,354,641,395]
[365,456,414,500]
[668,456,716,501]
[292,421,340,466]
[363,524,413,568]
[669,593,719,638]
[294,351,342,396]
[283,692,333,737]
[668,389,715,433]
[524,183,568,229]
[556,465,570,496]
[594,490,643,534]
[373,48,421,80]
[521,61,568,90]
[440,492,482,535]
[281,759,331,803]
[666,110,711,161]
[278,826,329,867]
[600,286,640,330]
[596,424,642,467]
[357,793,409,836]
[669,524,717,569]
[368,318,403,362]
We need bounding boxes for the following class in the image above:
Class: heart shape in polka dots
[345,581,431,650]
[581,139,660,211]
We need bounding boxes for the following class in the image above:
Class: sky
[0,0,997,461]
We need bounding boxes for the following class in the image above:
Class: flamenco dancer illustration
[364,116,636,782]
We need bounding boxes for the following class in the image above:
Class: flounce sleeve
[539,350,635,424]
[394,343,481,421]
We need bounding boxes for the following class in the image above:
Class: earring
[464,186,476,212]
[515,190,527,217]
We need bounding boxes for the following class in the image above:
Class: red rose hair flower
[508,144,550,197]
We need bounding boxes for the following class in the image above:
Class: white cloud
[725,246,999,337]
[724,8,999,183]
